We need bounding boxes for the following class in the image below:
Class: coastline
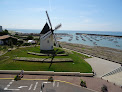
[76,33,122,38]
[59,42,122,64]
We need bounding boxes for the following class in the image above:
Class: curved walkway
[85,57,121,77]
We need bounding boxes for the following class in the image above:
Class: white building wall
[40,34,54,50]
[0,26,2,32]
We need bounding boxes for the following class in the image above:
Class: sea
[10,29,122,50]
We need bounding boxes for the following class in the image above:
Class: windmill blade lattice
[54,24,62,30]
[46,11,52,29]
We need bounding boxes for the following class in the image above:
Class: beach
[59,42,122,64]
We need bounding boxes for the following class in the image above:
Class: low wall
[0,70,93,77]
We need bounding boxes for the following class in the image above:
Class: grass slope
[0,46,92,73]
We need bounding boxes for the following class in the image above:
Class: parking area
[0,79,93,92]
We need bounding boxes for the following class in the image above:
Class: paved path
[85,57,121,77]
[103,72,122,86]
[0,74,122,92]
[0,79,93,92]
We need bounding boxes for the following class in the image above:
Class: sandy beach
[59,42,122,64]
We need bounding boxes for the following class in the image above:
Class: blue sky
[0,0,122,31]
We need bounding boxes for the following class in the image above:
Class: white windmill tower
[40,11,61,50]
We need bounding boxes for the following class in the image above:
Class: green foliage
[22,43,31,46]
[27,35,34,40]
[48,76,53,82]
[14,75,21,81]
[0,46,8,51]
[14,34,20,39]
[80,79,87,88]
[0,29,10,36]
[101,85,108,92]
[4,29,9,34]
[17,40,23,45]
[16,42,22,48]
[8,39,13,48]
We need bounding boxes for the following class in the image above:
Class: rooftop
[0,35,10,40]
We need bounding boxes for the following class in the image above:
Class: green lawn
[0,46,92,73]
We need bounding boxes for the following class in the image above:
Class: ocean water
[10,29,122,50]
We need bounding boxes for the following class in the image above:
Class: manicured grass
[0,46,92,73]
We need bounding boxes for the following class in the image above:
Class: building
[28,40,36,44]
[0,26,2,32]
[40,23,53,50]
[0,35,17,45]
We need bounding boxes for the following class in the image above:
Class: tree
[4,29,9,34]
[0,29,10,35]
[27,35,33,40]
[8,38,13,48]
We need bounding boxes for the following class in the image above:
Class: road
[0,79,94,92]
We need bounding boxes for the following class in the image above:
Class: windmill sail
[53,34,59,47]
[40,11,62,50]
[40,30,52,40]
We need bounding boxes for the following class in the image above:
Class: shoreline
[59,42,122,64]
[76,33,122,38]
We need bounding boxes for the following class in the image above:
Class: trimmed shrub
[80,79,87,88]
[14,75,21,81]
[101,85,108,92]
[48,76,53,82]
[22,43,31,46]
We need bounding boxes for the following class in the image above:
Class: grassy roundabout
[0,46,92,73]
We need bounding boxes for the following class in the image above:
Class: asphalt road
[0,79,94,92]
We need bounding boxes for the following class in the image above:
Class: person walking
[20,69,24,78]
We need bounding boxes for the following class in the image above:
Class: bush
[16,42,21,48]
[48,76,53,82]
[0,29,10,36]
[22,43,31,46]
[14,75,21,81]
[101,85,108,92]
[0,46,7,51]
[27,35,33,40]
[80,79,87,88]
[3,46,7,50]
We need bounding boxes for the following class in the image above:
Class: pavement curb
[0,70,93,77]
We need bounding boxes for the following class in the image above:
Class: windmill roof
[40,23,50,34]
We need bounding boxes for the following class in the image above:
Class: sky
[0,0,122,31]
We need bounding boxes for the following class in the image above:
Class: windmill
[40,11,61,50]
